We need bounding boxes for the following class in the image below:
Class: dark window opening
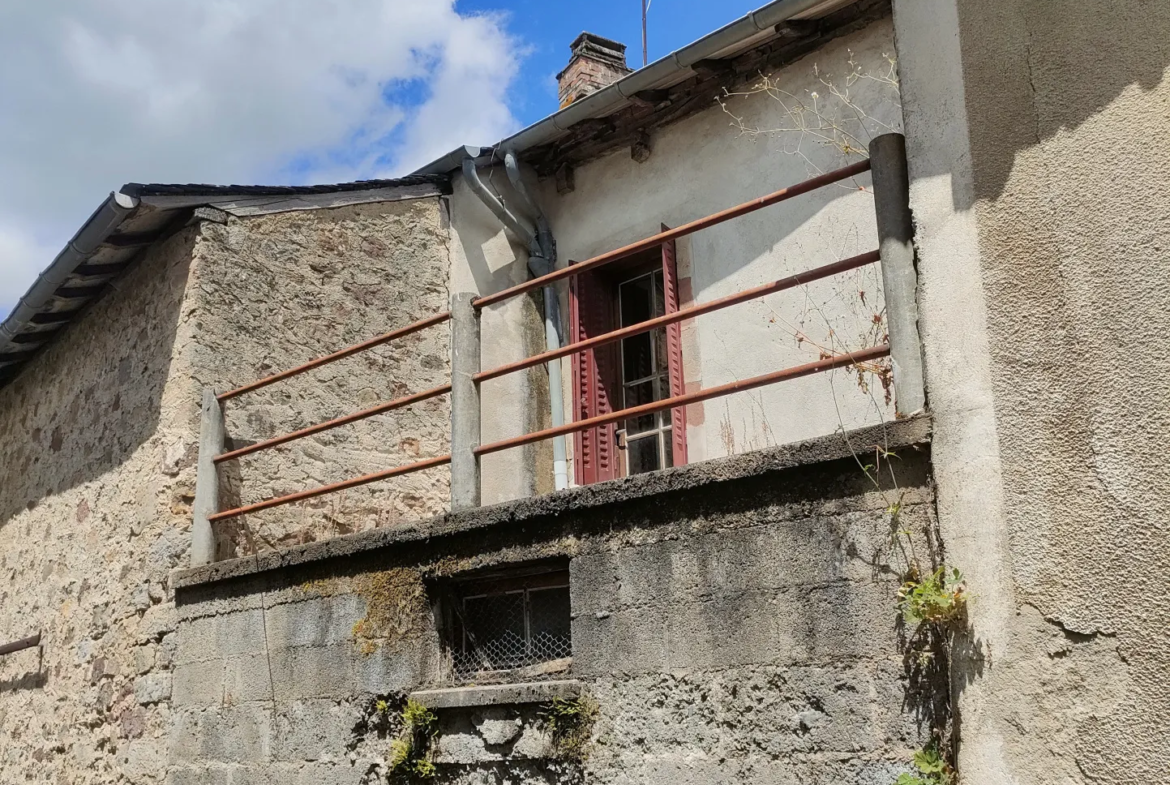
[442,567,571,683]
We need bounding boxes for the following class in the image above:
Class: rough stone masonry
[0,194,452,784]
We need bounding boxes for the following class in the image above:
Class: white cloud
[0,0,524,315]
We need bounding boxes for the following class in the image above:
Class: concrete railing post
[450,292,482,510]
[870,133,927,417]
[192,388,224,566]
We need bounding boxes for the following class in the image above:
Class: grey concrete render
[412,681,583,710]
[167,413,937,783]
[174,415,931,590]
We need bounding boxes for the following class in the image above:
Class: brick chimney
[556,33,632,109]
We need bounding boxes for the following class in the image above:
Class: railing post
[192,388,224,565]
[450,292,482,510]
[870,133,927,416]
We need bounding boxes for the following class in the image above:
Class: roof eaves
[413,0,843,175]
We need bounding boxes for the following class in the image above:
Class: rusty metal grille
[451,572,571,680]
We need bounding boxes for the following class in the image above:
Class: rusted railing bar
[214,384,453,464]
[208,454,452,522]
[473,159,872,309]
[217,311,452,401]
[474,250,880,384]
[475,345,890,458]
[0,633,41,657]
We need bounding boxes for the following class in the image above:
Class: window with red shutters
[570,237,686,485]
[569,268,621,485]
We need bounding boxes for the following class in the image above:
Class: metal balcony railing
[190,133,923,565]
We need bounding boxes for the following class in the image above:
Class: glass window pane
[622,331,654,383]
[663,428,674,469]
[462,592,525,670]
[627,434,661,475]
[528,587,572,662]
[619,273,654,327]
[624,381,657,434]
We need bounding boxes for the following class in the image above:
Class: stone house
[1,0,1167,783]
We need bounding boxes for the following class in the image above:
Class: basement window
[441,566,572,683]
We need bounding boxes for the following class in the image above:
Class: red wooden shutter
[570,267,621,485]
[661,231,688,467]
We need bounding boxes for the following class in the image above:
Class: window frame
[438,565,573,684]
[570,234,687,485]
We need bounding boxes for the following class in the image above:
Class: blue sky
[462,0,768,127]
[0,0,768,321]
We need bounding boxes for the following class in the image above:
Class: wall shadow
[0,229,195,529]
[942,0,1170,208]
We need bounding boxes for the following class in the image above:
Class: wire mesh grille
[452,580,571,680]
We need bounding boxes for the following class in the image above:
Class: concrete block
[573,606,669,677]
[175,614,220,665]
[264,596,365,650]
[614,540,678,609]
[215,608,268,657]
[198,705,275,764]
[173,660,225,707]
[292,763,368,785]
[270,645,353,701]
[351,643,424,695]
[167,765,232,785]
[272,699,360,763]
[568,551,617,615]
[222,652,275,705]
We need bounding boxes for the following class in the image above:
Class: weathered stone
[138,602,177,643]
[135,672,173,705]
[474,709,522,746]
[133,645,156,675]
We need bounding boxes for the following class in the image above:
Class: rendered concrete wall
[0,228,202,784]
[191,199,453,556]
[446,176,553,505]
[894,0,1170,781]
[450,19,901,491]
[169,420,940,784]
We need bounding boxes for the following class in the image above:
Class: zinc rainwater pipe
[461,157,570,491]
[505,152,568,491]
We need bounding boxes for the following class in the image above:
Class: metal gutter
[0,192,138,353]
[414,0,833,175]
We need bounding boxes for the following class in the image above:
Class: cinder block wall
[170,419,939,784]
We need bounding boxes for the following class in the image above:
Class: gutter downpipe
[504,152,568,492]
[0,192,139,351]
[461,157,570,491]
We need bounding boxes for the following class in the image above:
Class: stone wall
[0,226,201,784]
[169,419,938,784]
[189,198,453,557]
[0,193,455,784]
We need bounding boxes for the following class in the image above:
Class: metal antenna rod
[642,0,649,66]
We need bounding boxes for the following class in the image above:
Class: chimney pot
[556,32,632,109]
